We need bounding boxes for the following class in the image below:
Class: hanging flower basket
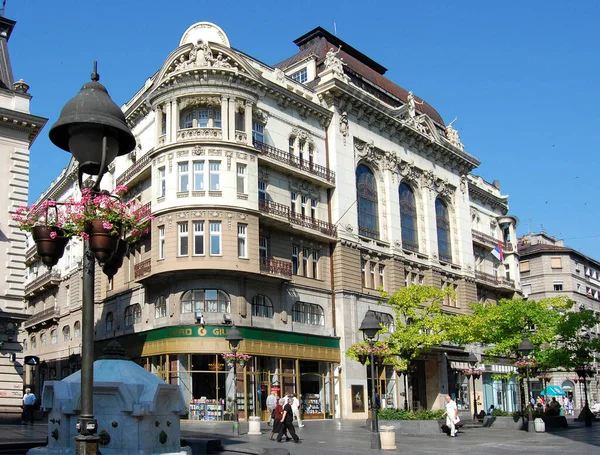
[221,352,251,367]
[358,354,368,365]
[31,226,69,267]
[102,239,129,278]
[85,220,123,264]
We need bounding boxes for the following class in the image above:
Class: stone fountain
[28,341,190,455]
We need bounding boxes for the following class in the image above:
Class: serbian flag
[491,243,504,262]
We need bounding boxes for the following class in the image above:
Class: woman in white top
[441,395,458,437]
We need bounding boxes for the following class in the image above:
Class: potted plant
[78,186,152,265]
[221,352,252,368]
[12,200,79,267]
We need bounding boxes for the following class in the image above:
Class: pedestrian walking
[276,397,300,443]
[441,395,459,437]
[270,398,290,441]
[288,393,304,427]
[266,389,278,426]
[22,388,36,425]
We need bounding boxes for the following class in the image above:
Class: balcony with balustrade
[259,257,292,279]
[23,306,60,329]
[24,271,62,298]
[474,270,516,291]
[134,258,151,280]
[253,140,335,186]
[258,199,336,239]
[471,229,514,253]
[116,151,154,187]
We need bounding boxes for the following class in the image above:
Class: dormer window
[290,67,307,83]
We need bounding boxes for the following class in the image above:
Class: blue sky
[7,0,600,259]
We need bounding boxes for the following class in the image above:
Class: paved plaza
[0,418,598,455]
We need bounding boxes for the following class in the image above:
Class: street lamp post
[575,368,593,427]
[49,63,135,454]
[360,311,381,450]
[467,352,480,420]
[226,325,244,435]
[517,338,534,431]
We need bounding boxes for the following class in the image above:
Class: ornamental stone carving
[339,111,349,144]
[274,68,285,83]
[435,179,455,201]
[324,46,350,83]
[354,139,377,166]
[253,108,268,124]
[166,39,241,77]
[399,161,420,186]
[421,170,435,191]
[179,96,221,110]
[445,118,464,150]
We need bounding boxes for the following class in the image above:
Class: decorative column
[245,101,253,146]
[221,95,228,140]
[228,97,236,141]
[170,100,178,143]
[165,101,172,144]
[155,107,163,142]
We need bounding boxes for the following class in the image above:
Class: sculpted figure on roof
[324,46,349,82]
[445,118,464,150]
[406,91,424,119]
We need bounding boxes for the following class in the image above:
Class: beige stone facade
[0,15,47,420]
[22,23,520,420]
[519,232,600,406]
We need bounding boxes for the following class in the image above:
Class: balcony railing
[134,258,151,280]
[472,230,514,253]
[25,271,61,296]
[474,270,515,289]
[177,127,222,142]
[116,152,153,186]
[259,199,337,237]
[260,257,292,278]
[253,140,335,184]
[23,307,59,329]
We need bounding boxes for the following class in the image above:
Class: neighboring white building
[0,14,47,420]
[24,23,521,421]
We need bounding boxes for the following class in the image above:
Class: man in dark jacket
[276,398,300,443]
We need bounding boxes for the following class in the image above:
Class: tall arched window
[62,325,70,342]
[435,198,452,263]
[399,183,418,252]
[181,290,231,314]
[105,312,113,333]
[292,302,324,326]
[51,329,57,344]
[356,164,379,239]
[124,304,141,327]
[155,296,167,319]
[74,321,81,338]
[252,295,273,318]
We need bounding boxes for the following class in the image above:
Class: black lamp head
[225,325,243,350]
[49,63,135,176]
[517,338,534,356]
[360,311,381,341]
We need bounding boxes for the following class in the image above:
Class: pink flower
[102,221,113,230]
[49,231,57,240]
[79,232,89,241]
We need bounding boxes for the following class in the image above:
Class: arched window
[105,312,113,333]
[372,311,395,332]
[124,304,142,327]
[155,296,167,319]
[435,198,452,263]
[356,164,379,239]
[51,329,58,344]
[180,107,221,129]
[74,321,81,338]
[181,290,230,314]
[399,183,418,252]
[292,302,324,326]
[40,332,47,346]
[62,325,70,342]
[30,336,36,349]
[23,339,28,351]
[252,295,273,318]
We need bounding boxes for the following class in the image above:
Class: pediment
[155,41,261,88]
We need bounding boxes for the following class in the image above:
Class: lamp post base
[370,430,381,450]
[75,435,100,455]
[233,420,240,435]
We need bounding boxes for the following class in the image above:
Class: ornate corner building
[22,23,520,420]
[0,15,47,420]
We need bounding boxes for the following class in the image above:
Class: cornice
[0,107,48,145]
[468,182,508,215]
[316,80,479,174]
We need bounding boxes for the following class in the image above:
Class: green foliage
[491,408,511,416]
[378,408,444,420]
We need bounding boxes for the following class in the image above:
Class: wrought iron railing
[25,271,61,296]
[259,257,292,278]
[474,270,515,289]
[253,140,335,184]
[23,307,59,328]
[116,152,153,186]
[258,199,336,237]
[134,258,151,279]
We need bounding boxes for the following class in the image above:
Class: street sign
[24,356,40,366]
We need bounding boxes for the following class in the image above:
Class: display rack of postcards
[236,391,253,416]
[189,398,224,421]
[301,394,324,419]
